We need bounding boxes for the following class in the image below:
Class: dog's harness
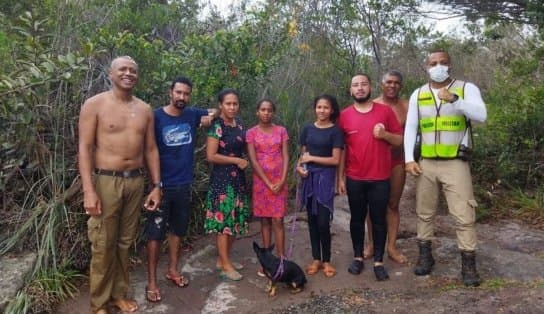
[272,256,286,281]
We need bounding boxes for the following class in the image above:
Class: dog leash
[272,217,297,281]
[272,164,304,281]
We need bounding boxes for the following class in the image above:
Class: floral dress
[246,125,289,218]
[204,117,250,235]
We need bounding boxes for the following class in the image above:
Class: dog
[253,241,307,297]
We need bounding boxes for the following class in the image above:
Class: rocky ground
[56,177,544,313]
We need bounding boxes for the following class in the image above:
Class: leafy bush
[473,69,544,189]
[471,48,544,224]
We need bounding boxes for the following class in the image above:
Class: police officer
[404,49,487,286]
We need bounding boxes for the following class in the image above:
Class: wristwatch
[152,181,163,189]
[450,94,459,103]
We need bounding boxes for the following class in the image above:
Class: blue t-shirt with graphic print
[154,107,209,187]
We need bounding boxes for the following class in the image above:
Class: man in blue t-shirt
[144,76,217,302]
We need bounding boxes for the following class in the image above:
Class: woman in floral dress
[246,99,289,276]
[205,88,249,281]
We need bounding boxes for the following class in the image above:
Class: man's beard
[352,93,371,104]
[173,100,186,109]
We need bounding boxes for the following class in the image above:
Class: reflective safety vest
[417,79,468,159]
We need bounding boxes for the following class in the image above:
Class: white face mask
[428,65,450,82]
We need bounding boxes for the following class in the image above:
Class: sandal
[181,243,193,253]
[305,260,322,275]
[322,262,337,278]
[216,261,244,271]
[145,286,162,303]
[165,273,189,287]
[219,269,243,281]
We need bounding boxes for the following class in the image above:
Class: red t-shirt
[338,102,402,180]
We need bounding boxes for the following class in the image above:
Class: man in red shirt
[338,74,403,281]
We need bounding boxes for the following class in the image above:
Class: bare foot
[387,248,408,264]
[111,298,138,312]
[95,309,108,314]
[363,246,374,259]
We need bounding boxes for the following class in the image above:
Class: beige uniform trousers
[416,158,478,251]
[88,175,144,312]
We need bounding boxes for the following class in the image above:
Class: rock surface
[0,252,36,312]
[55,177,544,313]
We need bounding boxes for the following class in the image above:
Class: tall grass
[0,10,91,312]
[3,291,31,314]
[4,267,84,314]
[507,188,544,226]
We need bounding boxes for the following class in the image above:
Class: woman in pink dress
[246,99,289,275]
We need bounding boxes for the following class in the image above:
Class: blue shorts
[145,184,192,240]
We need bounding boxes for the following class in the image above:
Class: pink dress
[246,125,289,218]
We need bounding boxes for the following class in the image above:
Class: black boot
[461,250,481,287]
[414,240,435,276]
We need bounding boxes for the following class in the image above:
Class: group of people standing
[79,48,486,313]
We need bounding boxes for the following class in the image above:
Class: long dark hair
[312,94,340,123]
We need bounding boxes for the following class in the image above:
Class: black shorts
[145,184,192,240]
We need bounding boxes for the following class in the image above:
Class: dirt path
[57,177,544,313]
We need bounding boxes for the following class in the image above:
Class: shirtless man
[78,56,161,314]
[364,70,409,263]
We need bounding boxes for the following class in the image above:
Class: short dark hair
[170,76,193,90]
[255,98,276,112]
[429,47,449,55]
[382,70,403,84]
[352,73,372,84]
[313,94,340,123]
[217,88,239,103]
[426,48,451,64]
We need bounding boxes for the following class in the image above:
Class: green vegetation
[4,267,83,314]
[480,278,510,290]
[0,0,542,311]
